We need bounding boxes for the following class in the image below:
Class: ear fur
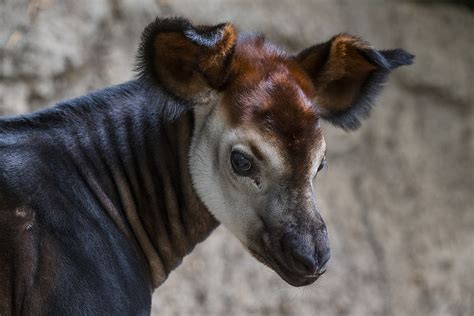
[136,17,237,101]
[296,34,414,130]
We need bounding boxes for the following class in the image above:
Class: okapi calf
[0,17,413,314]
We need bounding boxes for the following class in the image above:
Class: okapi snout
[281,230,330,277]
[260,211,330,287]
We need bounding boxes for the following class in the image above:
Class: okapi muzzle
[0,16,413,314]
[258,189,331,286]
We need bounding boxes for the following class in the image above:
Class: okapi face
[138,18,413,286]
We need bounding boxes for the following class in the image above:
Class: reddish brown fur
[150,24,398,178]
[0,206,59,314]
[223,35,322,177]
[153,24,237,99]
[153,32,205,97]
[197,24,237,86]
[298,35,377,114]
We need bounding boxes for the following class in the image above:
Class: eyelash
[317,158,327,172]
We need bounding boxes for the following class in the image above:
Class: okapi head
[137,18,413,287]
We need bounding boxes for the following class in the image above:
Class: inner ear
[136,17,237,101]
[296,34,413,130]
[318,38,378,112]
[297,35,380,115]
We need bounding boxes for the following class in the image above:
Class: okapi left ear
[136,17,237,101]
[296,34,414,130]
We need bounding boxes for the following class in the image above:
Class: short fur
[297,34,414,130]
[0,17,413,314]
[137,17,237,100]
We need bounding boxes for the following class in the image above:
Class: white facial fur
[189,92,326,247]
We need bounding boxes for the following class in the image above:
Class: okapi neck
[33,80,218,288]
[134,111,219,288]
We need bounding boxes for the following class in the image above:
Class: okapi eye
[231,151,253,176]
[317,159,327,172]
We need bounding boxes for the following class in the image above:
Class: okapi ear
[136,17,237,101]
[296,34,414,130]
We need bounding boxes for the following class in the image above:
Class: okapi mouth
[248,234,324,287]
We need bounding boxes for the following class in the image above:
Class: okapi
[0,17,413,314]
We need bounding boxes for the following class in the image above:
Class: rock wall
[1,1,473,315]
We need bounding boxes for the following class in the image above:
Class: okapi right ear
[296,34,414,131]
[136,17,237,101]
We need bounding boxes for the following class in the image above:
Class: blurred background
[1,0,473,315]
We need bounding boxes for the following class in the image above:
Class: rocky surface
[1,1,473,315]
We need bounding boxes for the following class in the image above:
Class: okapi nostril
[317,250,331,274]
[291,251,318,275]
[281,232,319,274]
